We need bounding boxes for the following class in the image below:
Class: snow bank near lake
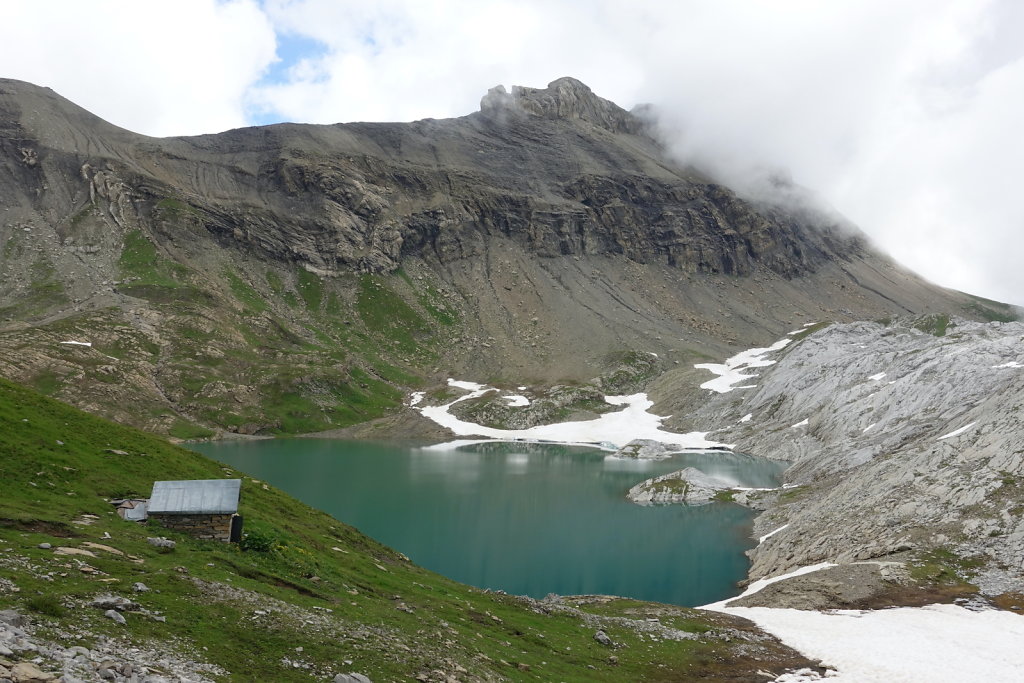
[418,379,728,451]
[702,563,1024,682]
[749,604,1024,682]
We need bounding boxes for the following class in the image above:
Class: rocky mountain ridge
[0,76,1013,438]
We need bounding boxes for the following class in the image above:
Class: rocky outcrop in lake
[627,467,734,505]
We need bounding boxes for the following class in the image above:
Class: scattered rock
[146,537,175,549]
[53,547,97,558]
[81,542,124,556]
[10,660,55,681]
[593,629,614,647]
[91,595,140,611]
[0,610,26,627]
[132,582,150,592]
[36,543,51,550]
[104,609,126,625]
[334,674,372,683]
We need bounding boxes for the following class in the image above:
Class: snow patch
[695,338,792,393]
[447,379,486,392]
[408,392,425,407]
[702,562,836,610]
[503,394,530,407]
[787,322,818,335]
[59,340,92,347]
[992,361,1023,369]
[863,423,876,433]
[758,524,789,544]
[732,603,1024,682]
[937,422,977,441]
[791,418,809,429]
[418,380,729,451]
[739,413,753,423]
[704,561,1024,681]
[868,372,886,381]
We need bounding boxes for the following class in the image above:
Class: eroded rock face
[0,76,864,282]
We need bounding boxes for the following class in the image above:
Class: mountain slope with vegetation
[0,377,822,681]
[0,77,1014,439]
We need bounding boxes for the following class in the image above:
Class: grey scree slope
[148,479,241,515]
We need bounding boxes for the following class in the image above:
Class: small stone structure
[147,479,242,543]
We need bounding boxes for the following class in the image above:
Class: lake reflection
[192,439,785,606]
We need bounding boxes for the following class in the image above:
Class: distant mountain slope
[0,76,1014,436]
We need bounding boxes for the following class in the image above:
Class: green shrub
[25,593,65,617]
[240,528,278,553]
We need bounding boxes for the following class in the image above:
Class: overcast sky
[4,0,1023,306]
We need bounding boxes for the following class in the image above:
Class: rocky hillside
[0,77,1012,437]
[669,318,1024,602]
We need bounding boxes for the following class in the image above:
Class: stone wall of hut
[150,513,234,542]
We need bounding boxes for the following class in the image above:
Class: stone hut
[148,479,242,542]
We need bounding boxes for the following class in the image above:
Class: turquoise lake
[192,439,785,606]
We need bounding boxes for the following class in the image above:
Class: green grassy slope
[0,378,816,681]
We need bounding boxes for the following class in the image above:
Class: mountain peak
[480,77,643,134]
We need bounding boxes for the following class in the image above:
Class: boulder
[612,439,678,460]
[334,674,372,683]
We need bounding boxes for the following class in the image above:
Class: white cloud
[4,0,1024,305]
[1,0,276,136]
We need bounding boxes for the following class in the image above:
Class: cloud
[4,0,1024,305]
[1,0,276,136]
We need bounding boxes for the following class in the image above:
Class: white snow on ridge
[868,372,886,381]
[937,422,977,441]
[758,524,789,544]
[701,562,836,610]
[863,423,876,433]
[59,340,92,347]
[791,418,809,429]
[787,322,818,335]
[447,379,487,392]
[992,361,1023,369]
[695,338,791,394]
[417,380,729,451]
[739,413,753,423]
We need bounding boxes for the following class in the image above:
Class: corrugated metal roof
[121,500,149,522]
[148,479,241,514]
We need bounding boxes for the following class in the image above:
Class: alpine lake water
[191,439,786,607]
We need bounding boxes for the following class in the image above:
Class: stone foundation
[150,513,234,542]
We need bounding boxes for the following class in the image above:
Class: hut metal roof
[148,479,241,515]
